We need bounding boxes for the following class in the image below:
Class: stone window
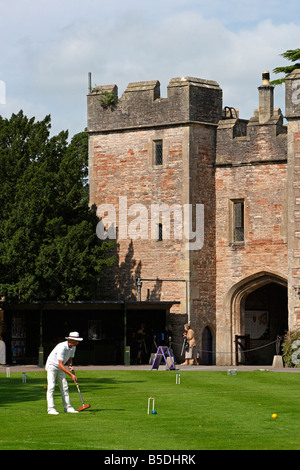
[154,140,163,165]
[233,200,244,242]
[157,223,163,241]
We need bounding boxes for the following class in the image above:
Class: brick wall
[89,125,189,310]
[286,69,300,330]
[88,73,293,365]
[88,77,222,359]
[215,106,288,363]
[189,124,217,353]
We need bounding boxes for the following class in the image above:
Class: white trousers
[46,368,72,412]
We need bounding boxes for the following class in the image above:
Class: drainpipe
[136,278,143,302]
[88,72,92,93]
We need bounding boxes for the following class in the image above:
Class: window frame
[230,199,245,245]
[153,140,163,166]
[157,222,163,242]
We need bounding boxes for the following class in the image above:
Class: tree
[0,111,115,303]
[271,48,300,85]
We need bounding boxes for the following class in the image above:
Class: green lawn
[1,369,300,450]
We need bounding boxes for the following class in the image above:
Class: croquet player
[45,331,83,415]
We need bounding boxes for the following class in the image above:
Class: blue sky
[1,0,300,137]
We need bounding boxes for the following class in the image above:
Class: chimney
[258,71,274,124]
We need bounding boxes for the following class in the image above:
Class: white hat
[65,331,83,341]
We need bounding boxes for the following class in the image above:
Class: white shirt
[0,340,6,364]
[45,341,76,370]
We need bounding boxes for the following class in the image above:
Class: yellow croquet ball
[272,413,277,419]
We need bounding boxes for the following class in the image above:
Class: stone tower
[87,77,222,358]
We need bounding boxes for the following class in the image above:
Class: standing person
[0,336,6,364]
[45,331,83,415]
[182,324,199,365]
[137,324,147,364]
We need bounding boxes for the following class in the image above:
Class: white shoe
[48,408,59,415]
[65,407,79,413]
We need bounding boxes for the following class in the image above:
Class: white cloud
[1,1,300,135]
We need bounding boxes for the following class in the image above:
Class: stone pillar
[286,69,300,330]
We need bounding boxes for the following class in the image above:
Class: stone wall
[87,77,222,133]
[286,69,300,330]
[89,126,190,309]
[215,162,288,363]
[88,77,222,360]
[214,78,288,364]
[88,72,295,365]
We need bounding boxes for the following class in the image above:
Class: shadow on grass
[0,377,47,406]
[95,377,145,384]
[87,408,125,413]
[0,374,145,406]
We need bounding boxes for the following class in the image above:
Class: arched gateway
[221,272,288,366]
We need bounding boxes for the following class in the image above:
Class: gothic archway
[229,271,288,365]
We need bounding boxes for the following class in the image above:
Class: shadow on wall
[96,238,162,302]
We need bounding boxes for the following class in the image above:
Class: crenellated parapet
[87,76,223,133]
[216,72,287,166]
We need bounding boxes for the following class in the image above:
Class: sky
[1,0,300,138]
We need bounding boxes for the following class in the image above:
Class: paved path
[1,364,300,373]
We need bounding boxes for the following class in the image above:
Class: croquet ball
[152,410,157,415]
[272,413,278,419]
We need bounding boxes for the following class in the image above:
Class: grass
[1,369,300,450]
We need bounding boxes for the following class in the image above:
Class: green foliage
[0,111,115,303]
[282,329,300,367]
[271,48,300,85]
[97,91,118,108]
[91,86,118,108]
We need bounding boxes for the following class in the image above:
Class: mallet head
[78,404,91,412]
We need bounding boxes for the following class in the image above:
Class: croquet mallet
[73,374,91,411]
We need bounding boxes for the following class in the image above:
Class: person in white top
[0,337,6,364]
[45,331,83,415]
